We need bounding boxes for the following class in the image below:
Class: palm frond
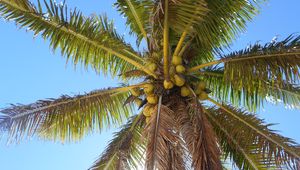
[114,0,152,44]
[192,0,262,62]
[171,0,209,69]
[148,0,208,58]
[0,0,156,77]
[206,100,300,169]
[196,67,300,111]
[163,0,170,80]
[0,86,136,143]
[89,114,145,170]
[190,35,300,82]
[174,100,222,170]
[206,108,268,170]
[145,98,185,170]
[221,35,300,89]
[168,0,208,34]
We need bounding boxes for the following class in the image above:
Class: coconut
[164,80,174,89]
[130,88,140,97]
[174,74,185,87]
[144,84,154,94]
[147,94,158,104]
[176,65,186,73]
[198,91,208,100]
[143,105,153,117]
[147,62,157,72]
[195,81,206,94]
[135,98,143,106]
[198,81,206,90]
[171,55,182,65]
[180,86,191,97]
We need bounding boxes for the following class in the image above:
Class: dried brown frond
[175,101,222,170]
[144,103,185,170]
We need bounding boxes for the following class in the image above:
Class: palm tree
[0,0,299,169]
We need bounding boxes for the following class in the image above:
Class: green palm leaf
[114,0,152,44]
[192,0,262,63]
[0,0,299,169]
[206,100,300,169]
[0,0,156,77]
[190,35,300,78]
[195,66,300,111]
[0,86,136,143]
[168,0,208,34]
[221,35,300,89]
[89,114,145,170]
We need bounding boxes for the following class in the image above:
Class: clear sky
[0,1,299,170]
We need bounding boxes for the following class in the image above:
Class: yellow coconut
[130,88,140,97]
[147,94,158,104]
[181,86,191,97]
[147,62,157,72]
[198,81,206,90]
[174,74,185,87]
[135,98,143,106]
[144,83,154,94]
[198,91,208,100]
[176,65,186,73]
[195,81,206,94]
[171,55,182,65]
[164,80,174,89]
[143,105,154,117]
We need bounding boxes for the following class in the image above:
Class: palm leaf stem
[178,37,194,58]
[172,6,202,59]
[188,52,300,73]
[188,60,221,72]
[151,95,163,168]
[193,71,223,77]
[123,49,145,63]
[207,97,300,159]
[173,31,187,57]
[163,0,170,80]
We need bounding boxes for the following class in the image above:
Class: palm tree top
[0,0,299,169]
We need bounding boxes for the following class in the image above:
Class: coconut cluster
[129,58,210,123]
[130,84,157,124]
[143,105,155,124]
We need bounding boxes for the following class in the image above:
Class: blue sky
[0,0,299,170]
